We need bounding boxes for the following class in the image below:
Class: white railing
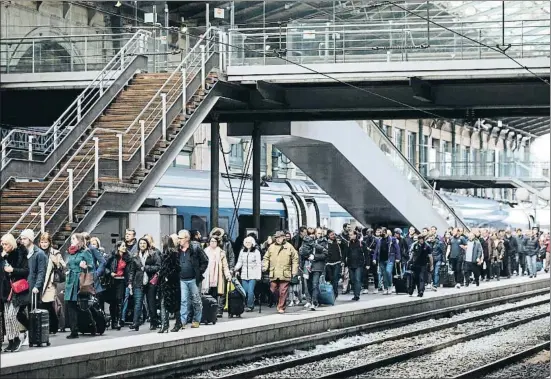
[0,30,151,171]
[8,27,222,237]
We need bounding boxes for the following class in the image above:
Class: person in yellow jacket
[262,231,299,314]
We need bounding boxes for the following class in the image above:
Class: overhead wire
[386,1,550,86]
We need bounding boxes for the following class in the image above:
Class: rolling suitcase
[440,263,456,288]
[29,294,50,347]
[201,295,218,325]
[227,282,245,318]
[78,295,107,335]
[393,265,408,294]
[403,270,415,295]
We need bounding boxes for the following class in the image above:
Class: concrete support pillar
[418,119,424,175]
[210,121,220,229]
[252,123,261,231]
[451,122,456,176]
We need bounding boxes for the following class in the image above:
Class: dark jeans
[464,261,480,286]
[518,253,526,274]
[132,287,144,326]
[491,261,502,279]
[306,271,322,306]
[412,265,427,295]
[145,284,158,326]
[108,280,125,326]
[349,267,363,298]
[504,253,514,277]
[65,300,86,334]
[481,259,492,280]
[39,301,59,333]
[449,257,464,285]
[325,264,341,298]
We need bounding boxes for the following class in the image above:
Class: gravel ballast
[188,296,548,379]
[355,317,550,378]
[483,350,551,379]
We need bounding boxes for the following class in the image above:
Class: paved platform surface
[1,274,548,377]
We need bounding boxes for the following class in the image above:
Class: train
[92,167,546,248]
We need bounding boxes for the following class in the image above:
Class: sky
[531,134,550,162]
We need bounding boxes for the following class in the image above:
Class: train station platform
[1,275,548,378]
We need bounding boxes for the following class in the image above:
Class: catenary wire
[386,1,550,86]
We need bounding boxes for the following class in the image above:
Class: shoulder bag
[78,269,95,295]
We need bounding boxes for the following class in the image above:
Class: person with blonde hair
[234,236,262,311]
[1,233,30,352]
[202,235,232,317]
[39,232,65,334]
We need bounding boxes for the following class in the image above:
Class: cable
[229,141,253,237]
[386,1,550,86]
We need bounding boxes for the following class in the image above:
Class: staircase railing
[0,30,151,170]
[363,120,468,230]
[8,28,221,238]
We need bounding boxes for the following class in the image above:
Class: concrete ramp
[272,121,464,229]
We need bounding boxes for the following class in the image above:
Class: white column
[28,136,34,161]
[200,45,206,90]
[161,93,167,140]
[39,202,45,234]
[140,120,146,170]
[93,137,99,192]
[77,97,82,122]
[53,123,59,149]
[1,140,6,170]
[67,168,74,224]
[117,134,123,181]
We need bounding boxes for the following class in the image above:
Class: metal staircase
[0,30,151,189]
[1,28,223,251]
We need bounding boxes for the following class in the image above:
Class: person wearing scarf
[202,236,231,318]
[64,233,94,339]
[39,232,66,334]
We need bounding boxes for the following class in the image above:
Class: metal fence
[228,18,550,66]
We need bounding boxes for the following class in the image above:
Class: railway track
[95,290,549,379]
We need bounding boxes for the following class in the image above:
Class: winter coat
[479,237,490,261]
[429,238,445,263]
[463,239,483,263]
[234,247,262,280]
[42,249,65,303]
[299,236,328,272]
[209,229,236,269]
[503,236,518,256]
[326,238,343,264]
[346,239,369,269]
[262,242,299,282]
[0,246,30,308]
[159,247,180,313]
[128,250,161,289]
[27,245,47,294]
[64,248,94,302]
[524,237,540,257]
[89,245,107,294]
[490,239,504,262]
[373,236,401,263]
[202,247,231,295]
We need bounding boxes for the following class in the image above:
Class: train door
[281,195,299,233]
[304,198,318,227]
[237,215,281,243]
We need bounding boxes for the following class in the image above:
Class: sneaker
[371,289,378,294]
[362,289,369,295]
[513,270,517,275]
[391,287,396,293]
[12,337,23,352]
[384,289,389,295]
[277,309,285,314]
[304,302,311,308]
[352,296,359,301]
[3,340,14,352]
[294,299,300,306]
[417,292,424,298]
[191,322,200,328]
[310,304,318,311]
[287,302,294,308]
[180,324,187,330]
[455,283,461,289]
[432,285,437,292]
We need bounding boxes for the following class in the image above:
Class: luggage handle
[394,263,402,277]
[32,291,39,312]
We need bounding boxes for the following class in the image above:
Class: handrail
[0,29,151,170]
[366,121,468,230]
[8,27,220,237]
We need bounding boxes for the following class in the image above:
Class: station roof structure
[166,1,551,136]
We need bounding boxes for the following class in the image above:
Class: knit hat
[20,229,35,241]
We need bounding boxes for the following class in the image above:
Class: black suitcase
[201,295,218,325]
[123,294,147,325]
[393,266,408,294]
[227,290,245,318]
[29,294,50,347]
[78,295,107,335]
[440,263,456,288]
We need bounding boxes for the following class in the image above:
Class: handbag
[149,273,159,286]
[11,279,29,294]
[78,269,96,295]
[53,266,66,284]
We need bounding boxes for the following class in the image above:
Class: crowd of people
[0,223,548,352]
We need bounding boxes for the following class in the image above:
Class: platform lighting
[498,120,503,127]
[115,1,122,7]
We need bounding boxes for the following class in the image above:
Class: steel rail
[317,312,549,378]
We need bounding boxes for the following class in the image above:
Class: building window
[394,128,403,153]
[408,131,417,165]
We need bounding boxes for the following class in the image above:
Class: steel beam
[210,120,220,229]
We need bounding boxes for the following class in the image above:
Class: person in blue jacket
[372,228,401,295]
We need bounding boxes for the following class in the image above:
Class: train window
[191,215,208,237]
[219,217,230,235]
[176,216,184,232]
